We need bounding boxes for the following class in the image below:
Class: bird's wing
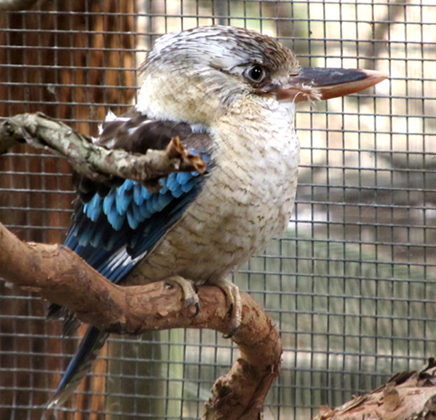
[48,110,212,328]
[67,109,213,284]
[47,110,213,409]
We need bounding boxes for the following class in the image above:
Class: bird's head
[137,26,387,128]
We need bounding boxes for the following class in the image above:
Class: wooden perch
[0,220,282,420]
[0,112,206,187]
[0,113,281,419]
[313,359,436,420]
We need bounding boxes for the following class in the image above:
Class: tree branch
[0,112,206,188]
[314,358,436,420]
[0,219,282,419]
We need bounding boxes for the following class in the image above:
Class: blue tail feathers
[47,326,109,409]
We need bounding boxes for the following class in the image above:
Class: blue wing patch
[65,152,210,285]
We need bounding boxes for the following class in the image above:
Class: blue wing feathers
[83,194,102,222]
[175,171,192,185]
[181,178,198,193]
[133,181,150,205]
[165,172,179,191]
[126,205,140,230]
[116,189,132,215]
[65,152,209,285]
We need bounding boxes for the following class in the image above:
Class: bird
[46,25,387,408]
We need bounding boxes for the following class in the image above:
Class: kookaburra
[47,25,386,408]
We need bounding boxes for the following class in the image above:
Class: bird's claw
[170,275,201,316]
[222,302,237,338]
[191,302,200,318]
[214,280,242,338]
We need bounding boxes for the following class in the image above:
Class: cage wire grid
[0,0,435,419]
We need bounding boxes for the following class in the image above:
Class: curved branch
[0,220,282,419]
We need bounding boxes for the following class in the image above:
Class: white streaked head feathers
[136,25,299,126]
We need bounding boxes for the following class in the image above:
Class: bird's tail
[47,326,109,409]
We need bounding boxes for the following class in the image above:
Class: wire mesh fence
[0,0,435,419]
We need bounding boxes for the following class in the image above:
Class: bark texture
[313,359,436,420]
[0,113,206,185]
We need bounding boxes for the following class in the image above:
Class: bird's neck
[208,94,300,213]
[211,94,298,153]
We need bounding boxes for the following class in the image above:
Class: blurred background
[0,0,435,419]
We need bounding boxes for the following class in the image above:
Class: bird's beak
[271,67,388,103]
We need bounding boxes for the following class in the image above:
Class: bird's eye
[245,65,266,83]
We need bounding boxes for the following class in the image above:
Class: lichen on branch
[0,112,206,187]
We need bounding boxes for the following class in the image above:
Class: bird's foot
[215,279,242,338]
[167,275,200,317]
